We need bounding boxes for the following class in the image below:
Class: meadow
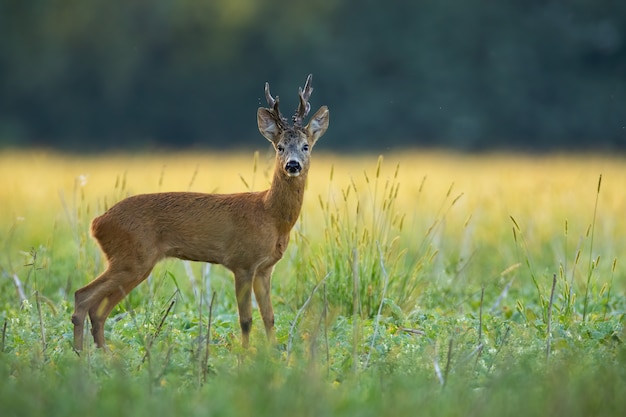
[1,150,625,417]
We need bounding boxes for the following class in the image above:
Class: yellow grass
[1,149,624,289]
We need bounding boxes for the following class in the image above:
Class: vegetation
[1,1,625,151]
[1,150,625,416]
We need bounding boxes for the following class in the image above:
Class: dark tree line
[1,0,624,152]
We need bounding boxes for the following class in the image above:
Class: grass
[0,149,625,417]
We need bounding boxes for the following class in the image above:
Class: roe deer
[72,74,329,351]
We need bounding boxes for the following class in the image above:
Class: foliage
[1,1,625,151]
[1,151,625,417]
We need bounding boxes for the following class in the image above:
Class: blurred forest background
[0,0,624,152]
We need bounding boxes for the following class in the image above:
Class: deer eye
[277,145,285,153]
[302,144,310,152]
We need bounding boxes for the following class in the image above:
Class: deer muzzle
[285,160,302,176]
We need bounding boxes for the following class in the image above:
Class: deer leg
[73,260,156,350]
[87,284,129,349]
[72,288,89,351]
[234,270,254,348]
[88,265,156,348]
[253,267,276,344]
[73,273,112,351]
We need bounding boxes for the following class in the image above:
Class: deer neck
[264,160,307,234]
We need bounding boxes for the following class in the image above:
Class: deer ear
[257,108,282,143]
[306,106,329,147]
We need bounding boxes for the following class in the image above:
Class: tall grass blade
[11,273,27,304]
[603,258,617,319]
[202,291,216,385]
[546,274,557,364]
[582,174,602,321]
[1,319,6,353]
[287,273,331,362]
[509,217,544,315]
[443,338,454,388]
[352,248,360,372]
[187,164,199,191]
[364,242,391,369]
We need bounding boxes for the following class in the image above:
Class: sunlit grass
[4,150,624,255]
[1,149,625,417]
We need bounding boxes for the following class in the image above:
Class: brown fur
[71,79,329,351]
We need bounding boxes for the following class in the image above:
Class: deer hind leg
[88,265,155,348]
[72,287,90,351]
[234,269,254,348]
[72,274,113,351]
[253,266,276,345]
[72,258,157,350]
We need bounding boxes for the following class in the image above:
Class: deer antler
[264,82,278,111]
[264,82,288,128]
[293,74,313,126]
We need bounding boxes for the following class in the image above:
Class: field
[1,150,625,416]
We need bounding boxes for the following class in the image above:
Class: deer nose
[285,160,302,174]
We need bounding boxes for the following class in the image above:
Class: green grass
[0,151,624,417]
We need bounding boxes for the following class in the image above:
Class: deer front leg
[253,266,276,345]
[234,270,254,348]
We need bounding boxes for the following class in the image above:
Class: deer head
[257,74,329,177]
